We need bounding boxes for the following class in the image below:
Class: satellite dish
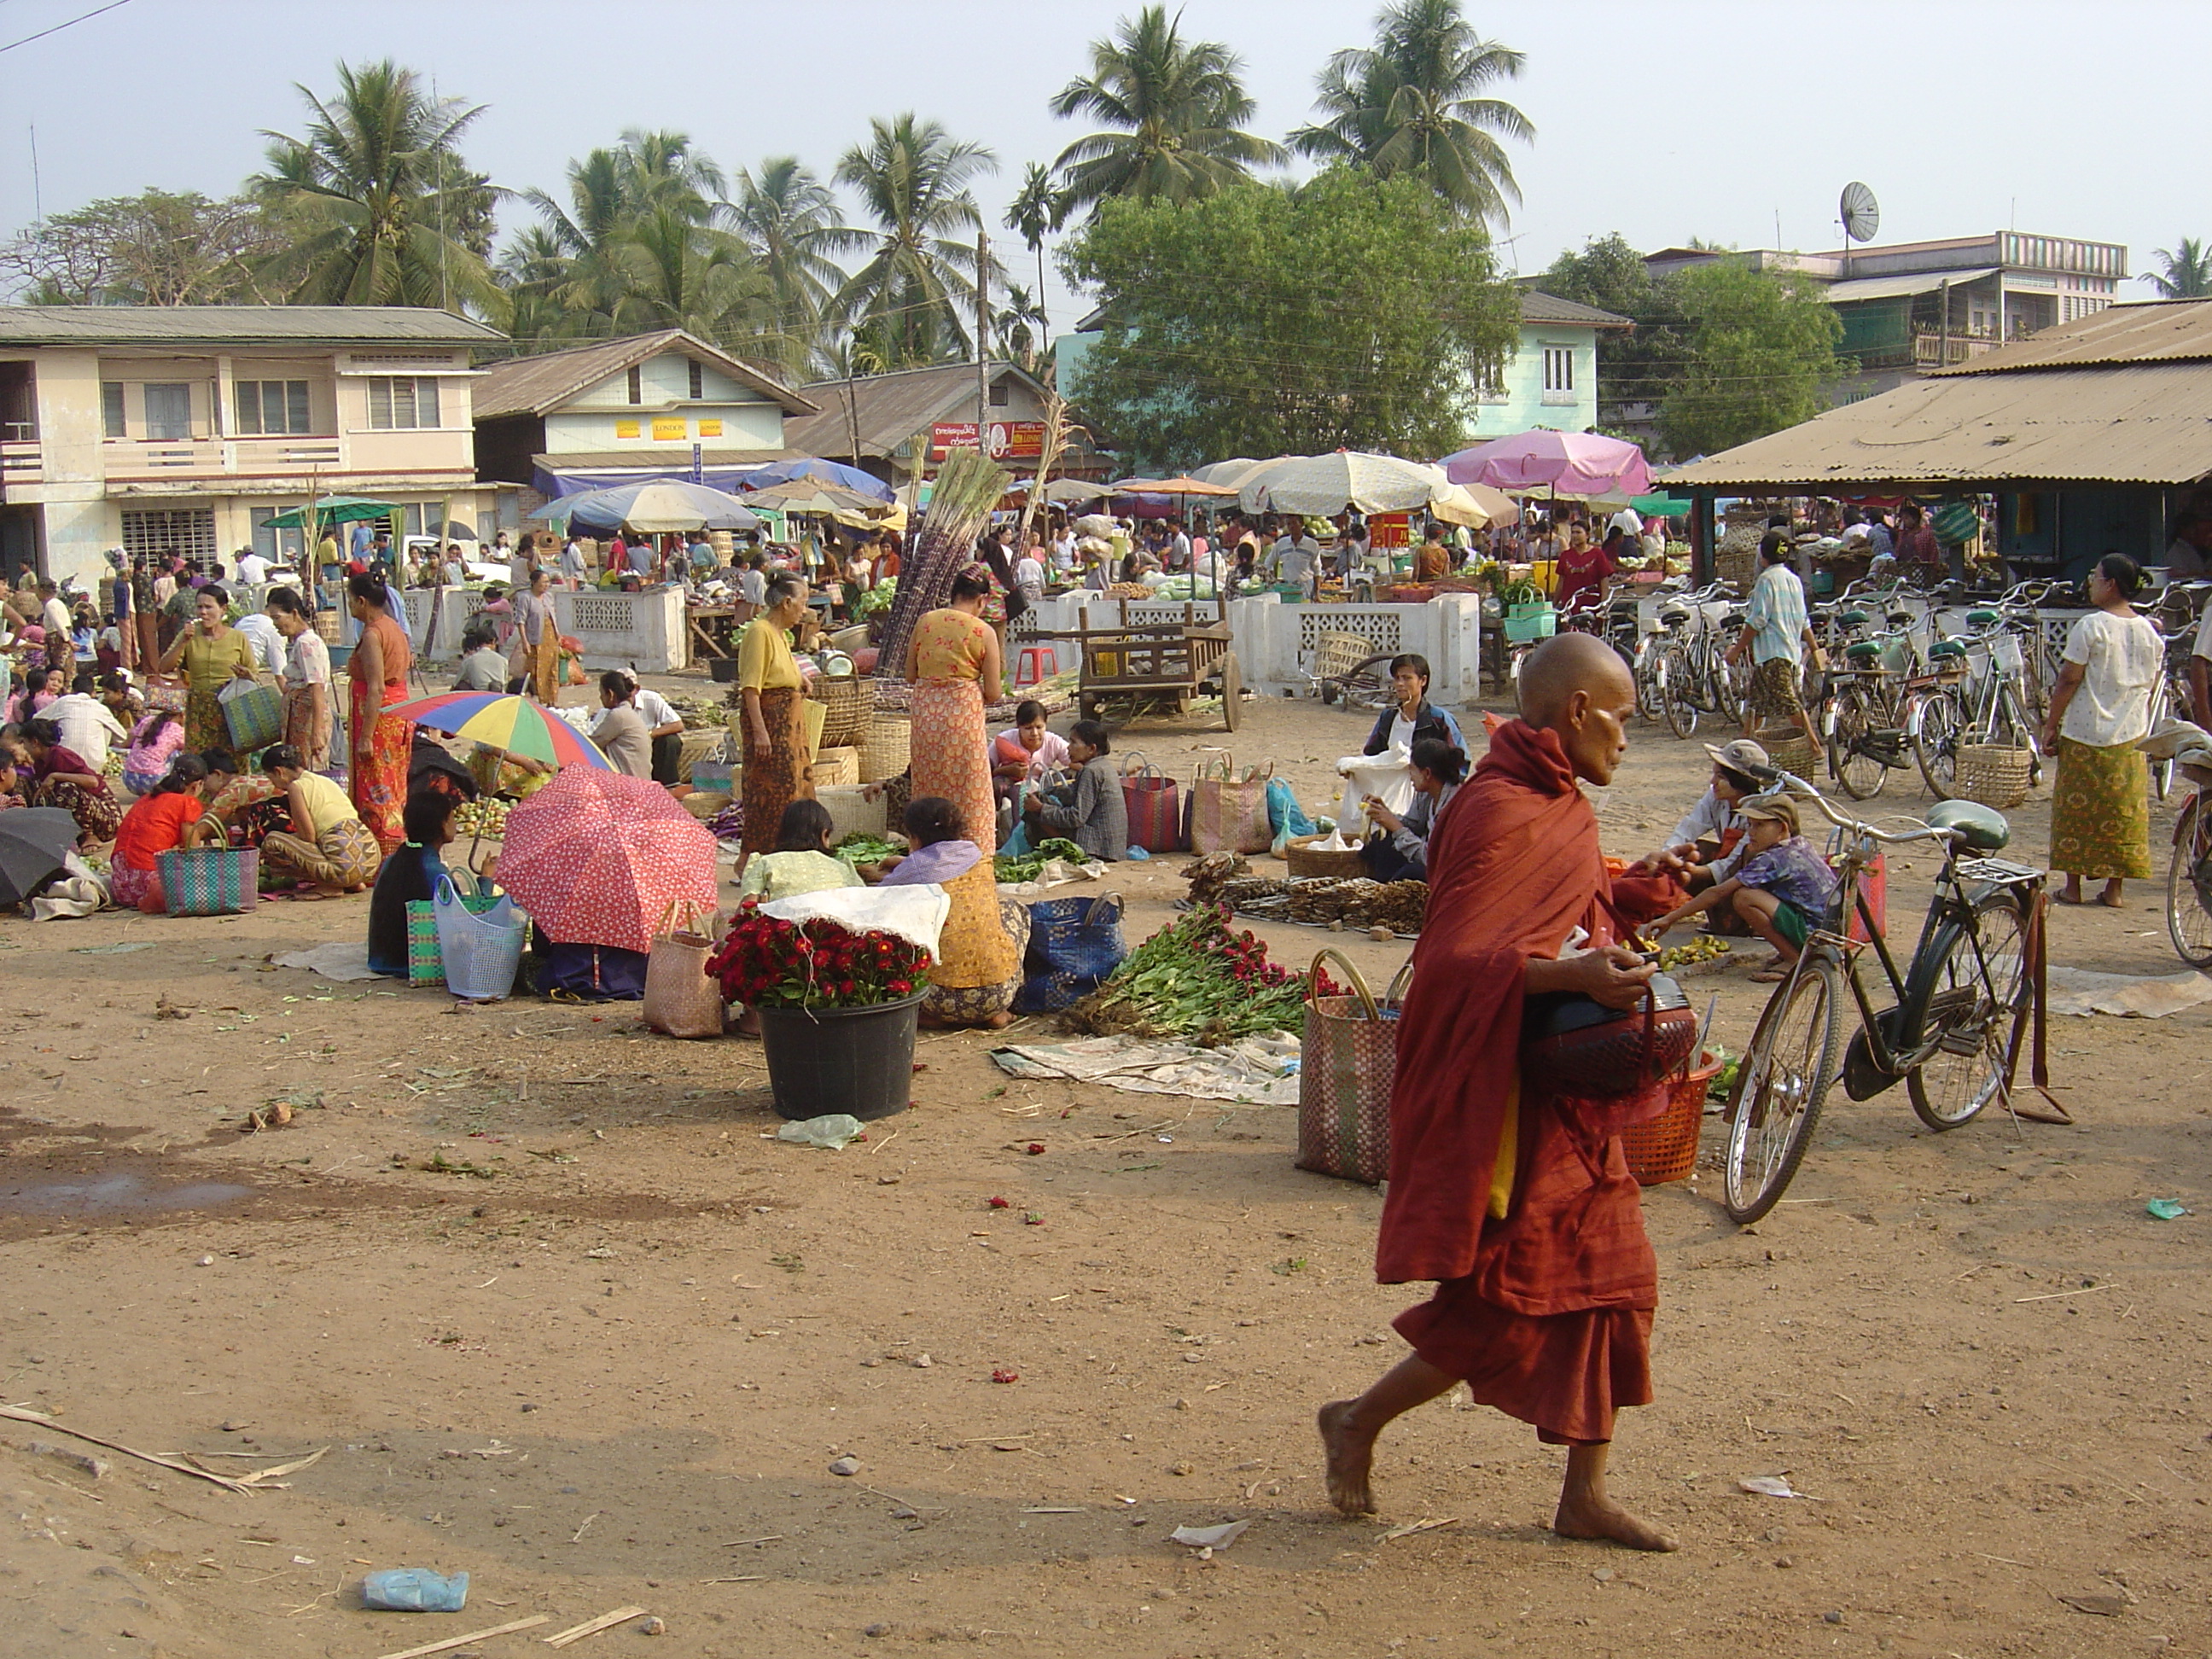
[1840,182,1880,245]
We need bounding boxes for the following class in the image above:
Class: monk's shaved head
[1517,632,1633,728]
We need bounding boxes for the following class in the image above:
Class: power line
[0,0,134,55]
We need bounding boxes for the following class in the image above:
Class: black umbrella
[0,808,80,906]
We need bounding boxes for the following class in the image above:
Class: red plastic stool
[1014,644,1058,687]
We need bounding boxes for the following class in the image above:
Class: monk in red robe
[1318,632,1678,1551]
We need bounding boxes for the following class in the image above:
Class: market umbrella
[495,766,719,955]
[1429,482,1516,529]
[262,495,396,529]
[542,480,760,533]
[1111,474,1241,498]
[1190,457,1273,487]
[1441,431,1652,499]
[1035,478,1111,504]
[1236,451,1450,515]
[385,692,614,771]
[0,808,79,906]
[739,457,896,503]
[742,479,894,519]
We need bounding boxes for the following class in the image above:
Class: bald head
[1517,632,1632,728]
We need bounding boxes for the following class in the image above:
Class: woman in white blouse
[2040,553,2163,906]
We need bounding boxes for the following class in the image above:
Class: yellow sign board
[614,418,641,439]
[652,418,687,442]
[697,418,724,438]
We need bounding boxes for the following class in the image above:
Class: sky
[0,0,2206,328]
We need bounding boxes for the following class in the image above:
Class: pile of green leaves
[1061,905,1308,1045]
[853,577,897,620]
[834,832,903,869]
[994,836,1086,883]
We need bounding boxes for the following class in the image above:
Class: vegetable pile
[994,837,1086,883]
[1061,905,1312,1045]
[834,831,904,869]
[452,798,510,838]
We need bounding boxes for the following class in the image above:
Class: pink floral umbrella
[1441,431,1653,499]
[496,767,719,955]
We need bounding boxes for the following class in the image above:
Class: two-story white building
[0,306,509,587]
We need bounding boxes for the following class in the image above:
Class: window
[365,376,440,430]
[686,359,703,400]
[626,365,643,404]
[1541,346,1575,396]
[120,507,216,562]
[101,381,126,439]
[143,382,192,442]
[988,379,1009,407]
[235,380,311,435]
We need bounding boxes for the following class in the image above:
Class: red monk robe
[1377,718,1669,1445]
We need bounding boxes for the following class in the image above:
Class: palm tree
[995,283,1048,370]
[599,202,768,346]
[1049,6,1283,218]
[1003,161,1066,349]
[726,157,861,378]
[832,114,998,369]
[2149,237,2212,300]
[496,222,577,347]
[253,60,498,311]
[1289,0,1534,224]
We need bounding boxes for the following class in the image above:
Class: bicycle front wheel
[1724,958,1843,1225]
[1660,650,1700,739]
[1830,682,1890,800]
[1911,688,1963,799]
[1906,894,2029,1130]
[2170,797,2212,970]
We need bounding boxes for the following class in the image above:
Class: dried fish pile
[1182,853,1251,907]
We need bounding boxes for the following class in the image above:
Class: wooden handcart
[1045,596,1243,731]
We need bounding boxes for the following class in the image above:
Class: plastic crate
[1503,604,1557,643]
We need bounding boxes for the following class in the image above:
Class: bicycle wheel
[1633,639,1663,723]
[1336,655,1395,713]
[1911,687,1963,799]
[2169,797,2212,970]
[1724,958,1842,1225]
[1829,682,1890,800]
[1906,894,2029,1130]
[1660,649,1700,739]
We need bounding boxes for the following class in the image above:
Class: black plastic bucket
[754,992,926,1121]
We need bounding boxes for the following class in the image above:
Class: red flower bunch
[705,899,934,1009]
[1194,908,1296,989]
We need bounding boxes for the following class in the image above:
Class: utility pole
[975,231,991,444]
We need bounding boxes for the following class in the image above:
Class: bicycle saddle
[1929,638,1969,661]
[1965,608,2001,628]
[1658,607,1690,625]
[1925,800,2010,852]
[1720,611,1747,629]
[1839,609,1871,627]
[1844,641,1882,664]
[1886,612,1916,629]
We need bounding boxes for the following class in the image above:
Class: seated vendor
[108,753,225,911]
[1642,792,1837,981]
[255,742,382,896]
[1357,736,1467,883]
[1023,718,1126,862]
[367,787,458,978]
[737,799,863,902]
[991,698,1070,820]
[1635,739,1767,928]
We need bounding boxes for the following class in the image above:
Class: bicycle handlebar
[1763,769,1968,848]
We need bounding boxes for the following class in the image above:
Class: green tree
[598,201,769,344]
[1062,169,1518,470]
[1004,160,1068,346]
[1289,0,1532,223]
[995,282,1047,370]
[0,189,285,305]
[1658,263,1846,459]
[1538,232,1686,422]
[832,114,998,369]
[1049,5,1283,219]
[252,60,498,311]
[725,157,859,378]
[2148,236,2212,299]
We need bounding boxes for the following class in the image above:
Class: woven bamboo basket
[1620,1051,1722,1185]
[681,791,731,821]
[1755,727,1819,784]
[859,714,911,783]
[809,675,869,748]
[816,783,888,842]
[677,728,725,781]
[1955,743,2033,809]
[311,610,342,643]
[1285,834,1367,878]
[811,745,860,788]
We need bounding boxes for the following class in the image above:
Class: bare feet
[1317,1400,1377,1518]
[2097,882,2126,909]
[1554,1492,1679,1552]
[981,1010,1015,1031]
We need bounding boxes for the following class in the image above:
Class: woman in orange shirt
[109,754,223,911]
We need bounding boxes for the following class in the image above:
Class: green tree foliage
[2148,236,2212,300]
[1538,232,1686,422]
[1049,4,1283,219]
[1658,263,1846,459]
[726,158,861,378]
[1062,169,1517,471]
[1289,0,1531,224]
[251,60,498,312]
[833,114,998,370]
[0,189,286,305]
[1003,160,1068,349]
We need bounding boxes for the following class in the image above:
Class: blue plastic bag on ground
[1266,776,1317,854]
[363,1568,469,1611]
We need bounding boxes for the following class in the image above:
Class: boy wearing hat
[1642,791,1837,981]
[1636,737,1768,901]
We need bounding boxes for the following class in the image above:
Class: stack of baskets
[1955,744,2034,808]
[809,674,870,749]
[678,728,726,783]
[1756,726,1819,784]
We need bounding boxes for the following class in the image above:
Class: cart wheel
[1220,652,1243,731]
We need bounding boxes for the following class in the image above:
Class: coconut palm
[2148,237,2212,300]
[832,114,998,369]
[726,157,862,377]
[1289,0,1533,224]
[1004,161,1066,347]
[995,283,1048,370]
[599,202,769,347]
[1049,5,1283,218]
[252,59,498,311]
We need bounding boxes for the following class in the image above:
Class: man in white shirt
[1013,543,1046,605]
[1608,505,1644,541]
[235,608,285,674]
[1170,523,1192,571]
[37,690,130,772]
[39,580,70,638]
[560,538,586,586]
[236,549,271,585]
[1271,527,1320,593]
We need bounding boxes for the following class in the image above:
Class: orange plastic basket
[1620,1051,1721,1185]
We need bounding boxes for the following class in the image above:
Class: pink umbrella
[1442,431,1652,498]
[496,767,719,955]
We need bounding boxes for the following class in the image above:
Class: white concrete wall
[554,586,688,673]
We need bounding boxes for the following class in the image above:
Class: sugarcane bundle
[875,447,1012,683]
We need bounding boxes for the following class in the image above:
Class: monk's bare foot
[1317,1400,1377,1518]
[1554,1493,1679,1552]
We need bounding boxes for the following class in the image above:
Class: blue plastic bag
[363,1568,469,1612]
[998,818,1033,859]
[1266,776,1317,855]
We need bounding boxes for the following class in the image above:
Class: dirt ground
[3,675,2210,1659]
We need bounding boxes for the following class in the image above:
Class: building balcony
[1912,332,2005,368]
[100,434,347,480]
[1,438,40,487]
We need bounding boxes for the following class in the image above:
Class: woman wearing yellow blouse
[155,585,258,755]
[736,573,814,876]
[254,743,383,894]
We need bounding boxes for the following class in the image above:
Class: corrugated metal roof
[1519,289,1633,328]
[1666,361,2212,490]
[1824,267,2000,304]
[474,329,814,419]
[0,305,503,345]
[787,360,1052,459]
[1936,295,2212,375]
[532,447,798,471]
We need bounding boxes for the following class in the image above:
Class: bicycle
[2157,733,2212,969]
[1710,775,2044,1225]
[1656,583,1749,739]
[1815,606,1920,800]
[1904,610,2043,800]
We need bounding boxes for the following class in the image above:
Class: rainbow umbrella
[384,692,614,771]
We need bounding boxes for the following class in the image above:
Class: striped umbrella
[384,692,614,771]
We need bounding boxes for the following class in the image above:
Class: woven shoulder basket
[1297,950,1411,1185]
[859,713,911,783]
[1954,743,2032,809]
[809,674,870,748]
